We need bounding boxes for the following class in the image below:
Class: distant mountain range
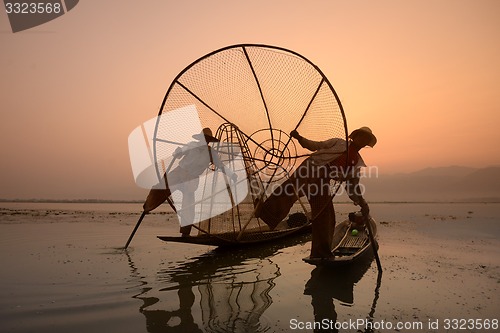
[1,166,498,204]
[355,166,500,202]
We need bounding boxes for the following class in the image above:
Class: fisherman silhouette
[142,128,237,236]
[256,127,377,258]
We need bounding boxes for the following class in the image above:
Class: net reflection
[129,234,310,332]
[197,259,276,332]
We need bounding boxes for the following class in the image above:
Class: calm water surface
[0,202,498,332]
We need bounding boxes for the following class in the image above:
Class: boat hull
[157,223,312,247]
[302,217,378,266]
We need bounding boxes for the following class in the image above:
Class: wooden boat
[157,211,312,247]
[303,215,378,266]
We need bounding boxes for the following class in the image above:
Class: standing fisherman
[143,128,237,236]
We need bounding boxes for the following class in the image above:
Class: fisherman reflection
[304,257,374,333]
[142,127,237,236]
[133,238,310,333]
[137,284,202,333]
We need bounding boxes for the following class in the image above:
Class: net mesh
[155,44,347,242]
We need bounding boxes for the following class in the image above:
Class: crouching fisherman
[256,127,377,259]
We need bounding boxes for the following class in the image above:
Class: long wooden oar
[124,211,147,249]
[365,215,382,272]
[124,156,177,249]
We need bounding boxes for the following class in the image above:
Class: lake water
[0,202,499,332]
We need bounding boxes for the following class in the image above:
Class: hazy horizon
[1,1,499,200]
[1,164,498,202]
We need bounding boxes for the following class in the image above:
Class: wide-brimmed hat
[192,127,219,143]
[349,127,377,147]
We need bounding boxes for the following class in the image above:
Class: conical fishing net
[154,44,347,243]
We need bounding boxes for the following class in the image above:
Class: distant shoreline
[0,198,143,204]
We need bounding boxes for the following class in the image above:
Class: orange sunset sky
[1,1,499,200]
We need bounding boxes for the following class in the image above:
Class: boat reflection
[129,234,310,332]
[304,254,382,333]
